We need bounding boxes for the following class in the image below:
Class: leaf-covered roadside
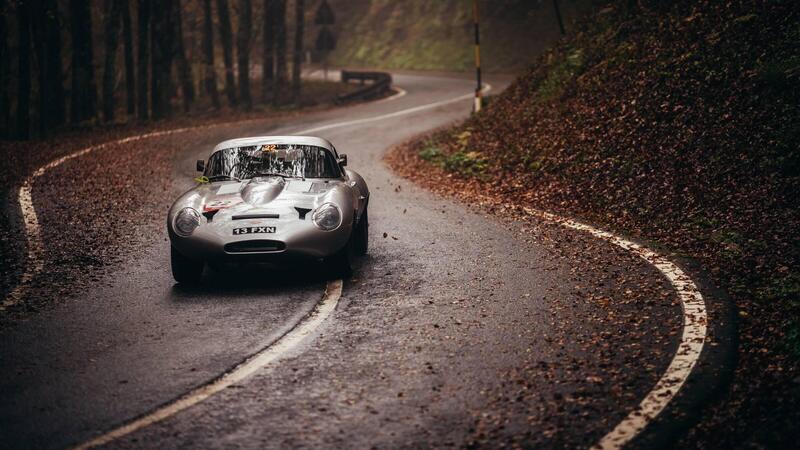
[387,0,799,447]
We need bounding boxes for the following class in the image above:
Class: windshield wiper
[208,175,240,182]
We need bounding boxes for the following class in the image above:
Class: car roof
[212,136,335,153]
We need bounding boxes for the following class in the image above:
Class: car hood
[174,177,347,218]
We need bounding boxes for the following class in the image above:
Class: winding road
[0,73,711,449]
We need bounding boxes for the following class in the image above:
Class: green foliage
[758,273,800,358]
[522,153,546,172]
[328,0,593,72]
[455,130,472,148]
[711,229,745,259]
[419,144,443,163]
[759,273,800,304]
[419,130,488,177]
[733,13,758,24]
[442,150,488,177]
[536,48,585,101]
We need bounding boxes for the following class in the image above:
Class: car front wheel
[354,207,369,256]
[171,246,204,283]
[324,236,354,279]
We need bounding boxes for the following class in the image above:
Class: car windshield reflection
[204,144,341,180]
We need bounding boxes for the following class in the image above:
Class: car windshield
[204,144,341,180]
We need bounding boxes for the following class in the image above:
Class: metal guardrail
[336,71,393,104]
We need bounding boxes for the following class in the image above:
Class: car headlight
[174,207,201,236]
[312,203,342,231]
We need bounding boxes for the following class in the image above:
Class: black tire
[354,206,369,256]
[325,237,354,279]
[171,246,204,283]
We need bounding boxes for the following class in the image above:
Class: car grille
[224,240,286,253]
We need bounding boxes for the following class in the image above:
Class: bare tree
[48,0,65,126]
[237,0,252,110]
[262,0,275,103]
[17,1,31,138]
[150,0,174,119]
[201,0,220,109]
[32,0,48,133]
[172,0,195,112]
[291,0,304,102]
[39,0,65,129]
[0,0,8,138]
[273,0,287,105]
[137,0,151,120]
[102,0,122,122]
[70,0,98,123]
[120,0,136,115]
[552,0,565,35]
[216,0,237,106]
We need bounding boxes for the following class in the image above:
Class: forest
[0,0,314,140]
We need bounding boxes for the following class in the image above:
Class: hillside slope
[325,0,590,72]
[387,0,800,446]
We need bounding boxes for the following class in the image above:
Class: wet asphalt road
[0,73,683,449]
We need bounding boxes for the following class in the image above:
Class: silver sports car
[167,136,369,283]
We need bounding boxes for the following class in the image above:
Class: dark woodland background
[0,0,321,140]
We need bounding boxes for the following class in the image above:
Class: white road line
[375,86,408,103]
[71,279,343,450]
[3,127,191,310]
[521,208,707,450]
[0,79,433,311]
[296,83,491,134]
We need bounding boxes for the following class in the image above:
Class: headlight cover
[312,203,342,231]
[174,207,201,236]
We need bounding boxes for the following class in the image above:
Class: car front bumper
[168,216,352,263]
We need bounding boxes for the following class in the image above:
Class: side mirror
[337,154,348,167]
[196,160,205,172]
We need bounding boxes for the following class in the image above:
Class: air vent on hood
[295,207,312,220]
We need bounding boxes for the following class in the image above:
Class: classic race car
[167,136,369,283]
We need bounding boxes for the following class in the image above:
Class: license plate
[233,226,276,235]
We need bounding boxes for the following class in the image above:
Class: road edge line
[520,208,707,450]
[71,279,343,450]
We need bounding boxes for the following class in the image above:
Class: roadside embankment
[386,1,800,447]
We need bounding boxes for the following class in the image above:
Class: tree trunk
[201,0,219,109]
[69,0,97,123]
[32,0,47,134]
[216,0,237,106]
[150,0,173,119]
[172,0,194,112]
[552,0,565,35]
[0,0,8,138]
[102,0,122,122]
[120,0,135,115]
[17,1,31,139]
[43,0,65,128]
[291,0,303,102]
[273,0,287,106]
[136,0,150,120]
[31,0,66,134]
[236,0,252,110]
[262,0,275,104]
